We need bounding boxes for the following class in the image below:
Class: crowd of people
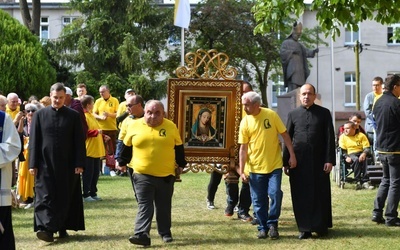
[1,75,400,248]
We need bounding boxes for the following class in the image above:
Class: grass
[13,169,400,249]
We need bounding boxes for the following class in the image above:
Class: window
[344,72,356,107]
[40,17,49,40]
[387,24,400,45]
[271,78,286,107]
[344,26,359,45]
[62,16,78,26]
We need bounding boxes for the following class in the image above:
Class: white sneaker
[91,196,102,201]
[84,196,96,202]
[24,202,34,209]
[110,170,116,177]
[207,200,215,209]
[362,182,375,190]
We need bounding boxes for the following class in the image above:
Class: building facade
[2,1,399,126]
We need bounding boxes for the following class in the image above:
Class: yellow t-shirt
[84,112,106,158]
[123,118,183,177]
[6,105,19,120]
[339,132,370,155]
[117,101,127,117]
[239,108,287,174]
[93,96,119,130]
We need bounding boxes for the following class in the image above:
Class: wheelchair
[334,147,376,189]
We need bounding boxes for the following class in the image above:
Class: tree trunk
[19,0,41,36]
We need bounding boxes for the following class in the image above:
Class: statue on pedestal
[280,22,319,91]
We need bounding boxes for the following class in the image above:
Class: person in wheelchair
[337,113,366,140]
[339,121,373,190]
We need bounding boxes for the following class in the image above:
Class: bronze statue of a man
[280,22,319,91]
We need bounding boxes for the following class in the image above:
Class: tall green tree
[51,0,176,101]
[253,0,400,38]
[188,0,320,106]
[0,10,56,100]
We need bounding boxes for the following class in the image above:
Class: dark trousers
[373,154,400,222]
[133,173,174,237]
[207,171,222,202]
[82,157,100,198]
[225,182,251,214]
[349,154,368,183]
[0,206,15,250]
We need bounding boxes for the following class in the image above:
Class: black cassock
[283,104,336,232]
[29,106,86,232]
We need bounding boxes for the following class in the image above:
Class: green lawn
[13,170,400,249]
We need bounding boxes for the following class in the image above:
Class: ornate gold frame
[168,49,243,176]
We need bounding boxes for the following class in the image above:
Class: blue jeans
[249,168,283,232]
[373,154,400,222]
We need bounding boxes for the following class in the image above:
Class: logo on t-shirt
[264,119,271,129]
[159,129,166,137]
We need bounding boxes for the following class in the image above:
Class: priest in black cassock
[283,83,336,239]
[29,82,86,242]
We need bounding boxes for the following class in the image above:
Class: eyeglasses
[126,103,139,108]
[26,110,36,113]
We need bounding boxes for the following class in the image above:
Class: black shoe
[162,234,173,243]
[298,231,312,240]
[269,225,279,240]
[129,234,151,246]
[257,230,267,239]
[36,230,54,242]
[371,215,385,224]
[58,230,69,238]
[386,218,400,227]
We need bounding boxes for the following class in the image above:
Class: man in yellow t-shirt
[239,91,296,240]
[115,94,144,184]
[122,100,186,247]
[93,85,119,173]
[339,121,371,190]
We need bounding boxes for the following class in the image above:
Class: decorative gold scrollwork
[176,49,238,80]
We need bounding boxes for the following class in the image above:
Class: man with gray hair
[239,91,297,239]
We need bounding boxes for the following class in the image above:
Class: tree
[19,0,41,36]
[188,0,320,106]
[50,0,176,101]
[253,0,400,38]
[0,10,56,100]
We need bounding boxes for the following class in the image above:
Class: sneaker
[91,195,102,201]
[355,182,362,190]
[161,234,173,243]
[251,217,259,226]
[24,202,34,209]
[371,215,385,224]
[207,200,215,210]
[233,206,239,212]
[362,182,375,190]
[110,170,117,177]
[269,225,279,239]
[225,207,234,217]
[83,196,96,202]
[257,230,267,239]
[238,213,253,222]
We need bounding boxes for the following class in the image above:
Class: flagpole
[180,27,185,66]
